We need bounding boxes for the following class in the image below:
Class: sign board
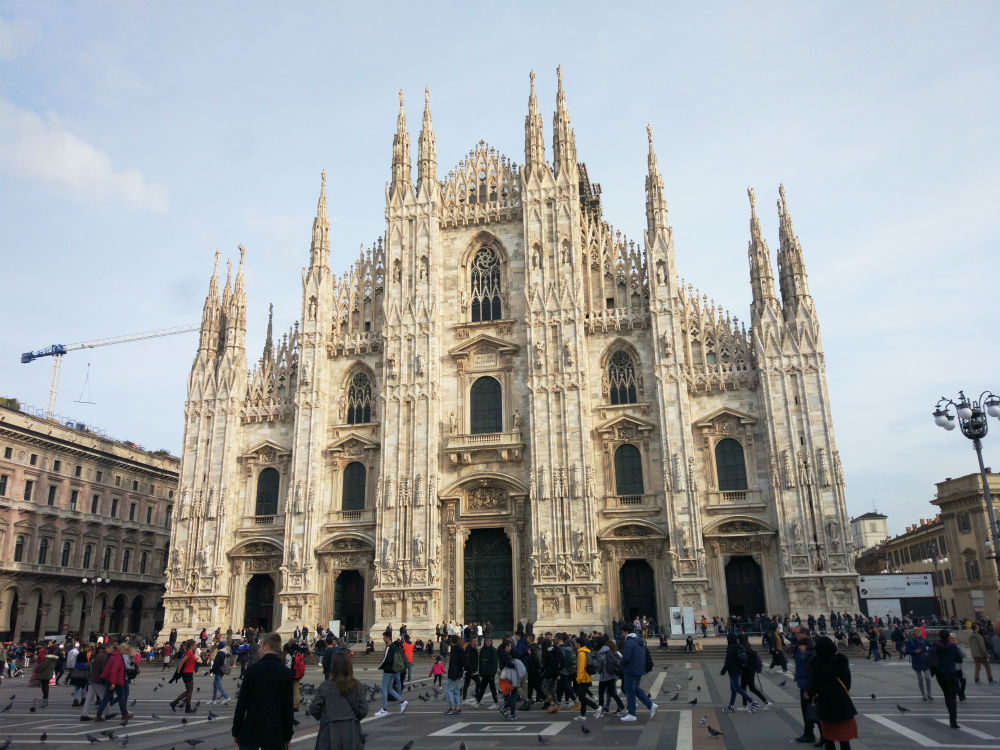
[328,620,341,637]
[858,574,934,599]
[865,598,902,621]
[669,607,696,635]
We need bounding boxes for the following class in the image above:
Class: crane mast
[20,324,199,419]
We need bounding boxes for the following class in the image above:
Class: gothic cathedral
[163,69,859,638]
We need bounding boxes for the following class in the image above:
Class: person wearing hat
[209,641,232,705]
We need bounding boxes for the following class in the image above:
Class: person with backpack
[498,638,526,720]
[208,642,232,705]
[930,630,963,729]
[289,644,307,711]
[721,633,759,714]
[572,638,600,720]
[738,633,771,709]
[904,628,933,701]
[556,634,577,709]
[593,635,625,717]
[793,636,817,743]
[374,631,408,718]
[619,631,657,722]
[444,635,465,716]
[461,639,481,706]
[474,636,499,708]
[540,637,561,713]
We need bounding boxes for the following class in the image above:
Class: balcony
[704,488,767,514]
[601,493,663,516]
[322,509,375,531]
[236,513,285,537]
[445,431,524,464]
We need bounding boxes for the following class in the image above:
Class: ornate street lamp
[933,390,1000,604]
[921,539,949,616]
[81,574,110,642]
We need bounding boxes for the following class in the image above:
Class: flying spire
[389,89,412,199]
[417,86,437,195]
[198,250,222,356]
[644,125,668,234]
[776,184,813,317]
[747,187,777,317]
[262,302,274,362]
[221,257,233,309]
[524,70,545,175]
[309,170,330,269]
[552,65,577,178]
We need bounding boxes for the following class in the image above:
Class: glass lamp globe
[934,410,949,427]
[943,418,957,431]
[988,402,1000,418]
[958,405,974,419]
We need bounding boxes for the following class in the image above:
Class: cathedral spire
[226,244,247,354]
[524,70,545,175]
[552,65,577,179]
[221,257,233,310]
[262,302,274,363]
[747,187,778,318]
[198,250,221,356]
[644,125,669,235]
[776,184,814,318]
[389,89,412,200]
[309,170,330,269]
[417,86,437,196]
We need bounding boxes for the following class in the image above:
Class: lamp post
[921,539,949,617]
[933,389,1000,610]
[81,574,110,642]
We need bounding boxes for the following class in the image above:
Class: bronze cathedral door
[463,528,514,635]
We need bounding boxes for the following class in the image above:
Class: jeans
[381,671,402,710]
[212,674,229,701]
[623,673,652,716]
[727,672,753,706]
[503,685,520,713]
[914,668,932,698]
[445,677,462,708]
[598,679,624,711]
[96,682,127,717]
[406,661,413,683]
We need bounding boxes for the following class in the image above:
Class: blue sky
[0,1,997,536]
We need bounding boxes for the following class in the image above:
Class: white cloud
[0,97,168,212]
[0,16,40,60]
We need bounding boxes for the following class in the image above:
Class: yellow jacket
[575,646,592,684]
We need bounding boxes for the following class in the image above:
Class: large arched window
[13,535,24,562]
[37,538,49,565]
[470,376,502,434]
[342,462,366,511]
[608,350,638,405]
[614,444,644,496]
[715,438,748,491]
[470,246,502,322]
[61,541,71,567]
[255,468,280,516]
[82,544,92,569]
[346,372,373,424]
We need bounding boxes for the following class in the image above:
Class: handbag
[498,678,513,696]
[804,702,819,723]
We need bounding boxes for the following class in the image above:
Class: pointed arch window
[470,376,502,434]
[614,444,644,496]
[470,246,502,322]
[346,372,373,425]
[715,438,748,491]
[342,462,366,511]
[255,468,280,516]
[13,535,24,562]
[608,350,638,405]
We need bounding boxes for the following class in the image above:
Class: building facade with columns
[163,69,858,639]
[0,403,178,641]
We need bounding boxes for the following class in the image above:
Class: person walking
[79,643,109,721]
[232,631,295,750]
[793,636,818,743]
[573,638,600,720]
[594,636,625,716]
[461,638,481,706]
[308,651,367,750]
[738,634,771,708]
[95,643,133,722]
[498,639,526,720]
[64,641,79,685]
[806,637,857,750]
[70,644,91,706]
[374,631,407,718]
[541,637,561,713]
[31,646,58,708]
[904,629,933,701]
[208,642,232,704]
[969,624,994,684]
[475,636,499,708]
[169,640,197,714]
[619,631,657,722]
[721,633,759,713]
[930,630,963,729]
[444,635,465,715]
[402,635,415,686]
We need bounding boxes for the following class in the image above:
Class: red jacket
[100,650,126,687]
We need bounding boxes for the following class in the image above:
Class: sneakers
[722,705,735,714]
[207,700,217,705]
[222,698,232,705]
[79,716,92,722]
[464,698,477,706]
[374,708,388,717]
[594,707,603,719]
[612,709,623,717]
[508,713,518,720]
[574,715,586,721]
[400,700,408,714]
[500,706,509,718]
[572,701,581,712]
[749,702,760,713]
[488,702,498,710]
[546,703,559,714]
[620,713,637,722]
[649,703,658,719]
[443,708,455,715]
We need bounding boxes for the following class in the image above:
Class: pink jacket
[100,650,126,687]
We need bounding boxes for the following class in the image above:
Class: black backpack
[607,649,624,677]
[736,643,749,668]
[928,644,941,677]
[643,642,654,674]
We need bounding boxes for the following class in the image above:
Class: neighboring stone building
[163,69,858,639]
[850,511,888,558]
[0,403,178,640]
[933,471,1000,620]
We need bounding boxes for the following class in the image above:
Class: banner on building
[858,574,933,599]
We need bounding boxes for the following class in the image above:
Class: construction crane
[20,324,200,419]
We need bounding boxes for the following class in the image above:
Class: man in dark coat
[232,631,294,750]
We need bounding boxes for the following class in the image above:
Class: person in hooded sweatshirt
[720,632,758,714]
[805,636,857,750]
[931,629,964,729]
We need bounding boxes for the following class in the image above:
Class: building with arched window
[163,70,857,639]
[0,402,178,641]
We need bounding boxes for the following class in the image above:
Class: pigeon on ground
[870,693,877,700]
[419,694,428,702]
[897,705,910,713]
[401,742,414,750]
[181,718,188,724]
[120,734,129,747]
[688,675,694,681]
[1,704,11,713]
[102,730,117,739]
[460,744,468,750]
[41,732,48,741]
[0,738,10,750]
[30,706,36,713]
[86,734,100,743]
[778,680,786,687]
[707,726,724,737]
[130,699,137,706]
[153,686,159,692]
[538,735,551,744]
[670,692,679,701]
[293,719,300,726]
[196,687,200,692]
[699,715,708,725]
[662,666,670,670]
[184,741,204,747]
[697,686,702,691]
[688,698,697,705]
[151,713,160,719]
[581,724,592,735]
[208,711,218,720]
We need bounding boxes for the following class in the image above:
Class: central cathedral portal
[463,528,514,634]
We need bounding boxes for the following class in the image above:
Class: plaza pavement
[1,644,999,749]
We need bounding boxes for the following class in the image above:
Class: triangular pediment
[239,439,292,462]
[595,413,657,436]
[325,432,380,455]
[693,406,757,429]
[448,333,519,358]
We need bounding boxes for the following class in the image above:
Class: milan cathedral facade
[162,69,858,638]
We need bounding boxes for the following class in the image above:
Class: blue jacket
[904,636,930,671]
[794,647,815,690]
[930,641,963,674]
[621,633,646,677]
